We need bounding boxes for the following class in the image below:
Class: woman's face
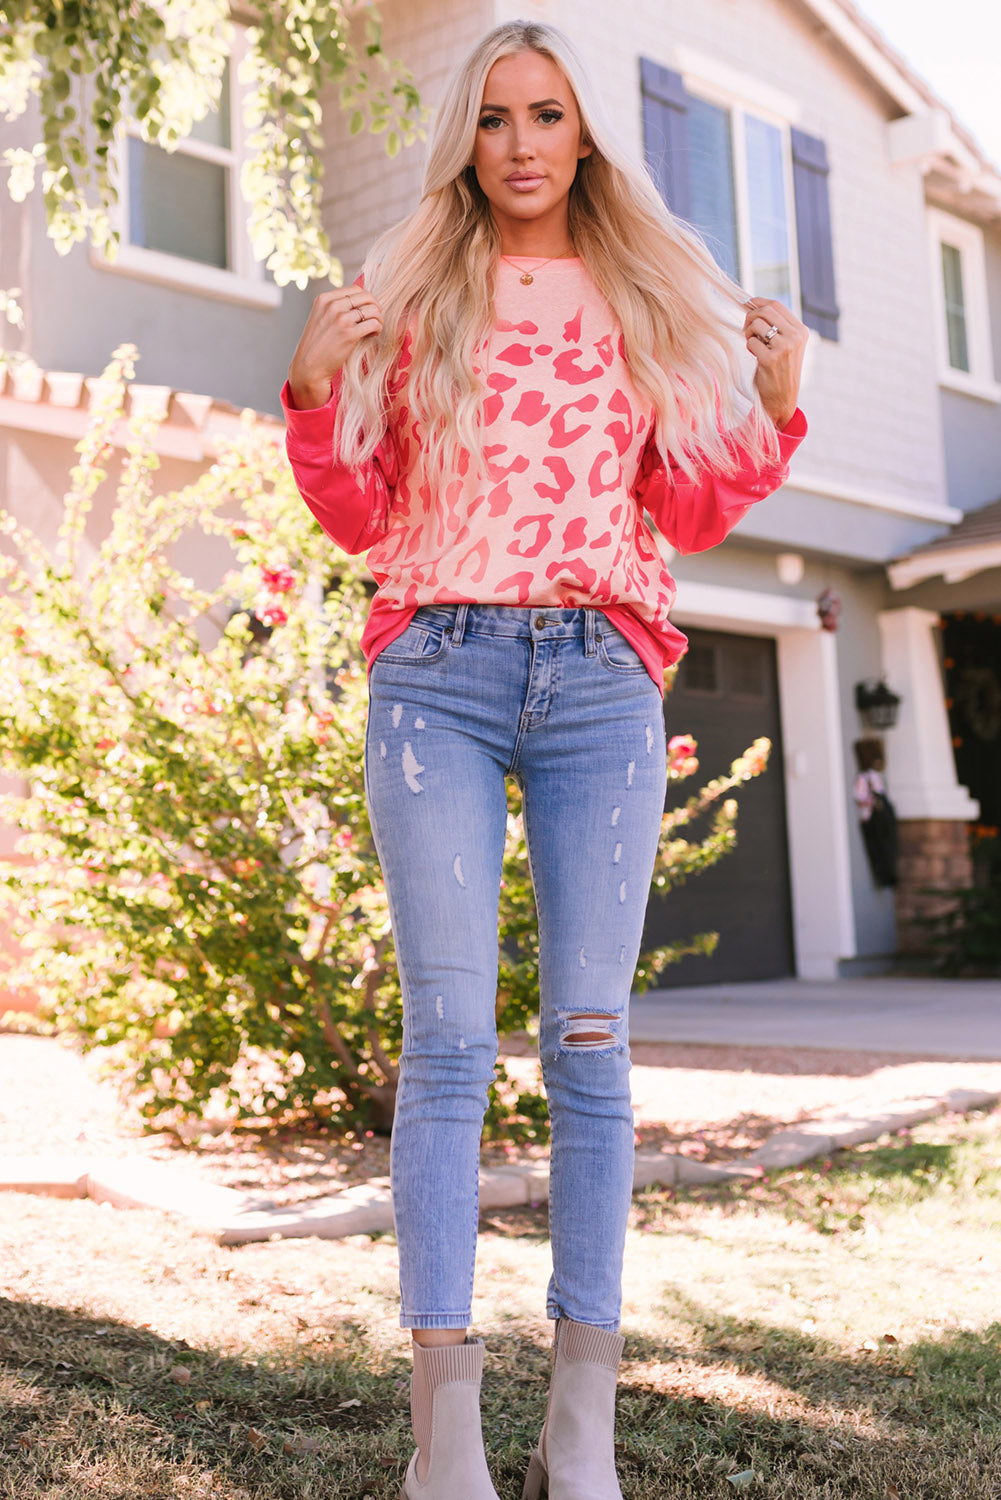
[471,49,592,248]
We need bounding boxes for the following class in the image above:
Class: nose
[511,125,536,160]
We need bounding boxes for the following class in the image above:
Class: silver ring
[762,324,779,345]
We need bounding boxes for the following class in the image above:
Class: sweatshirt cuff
[280,377,337,449]
[775,405,807,455]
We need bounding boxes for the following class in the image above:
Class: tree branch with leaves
[0,0,425,287]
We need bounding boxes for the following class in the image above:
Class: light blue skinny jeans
[364,604,667,1331]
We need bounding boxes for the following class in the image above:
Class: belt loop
[451,603,469,647]
[584,608,597,658]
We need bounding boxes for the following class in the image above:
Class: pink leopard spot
[495,570,535,604]
[507,514,555,558]
[457,538,490,583]
[512,390,551,426]
[487,480,516,516]
[561,516,588,550]
[546,557,597,590]
[496,317,539,334]
[605,388,635,456]
[535,345,552,356]
[553,350,606,385]
[590,531,612,549]
[484,445,531,479]
[497,343,533,365]
[550,394,600,448]
[563,306,583,343]
[534,456,575,504]
[588,449,622,496]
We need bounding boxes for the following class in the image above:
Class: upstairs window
[126,61,234,271]
[95,28,279,309]
[927,207,1000,402]
[641,57,839,340]
[686,94,794,305]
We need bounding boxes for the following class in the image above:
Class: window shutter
[790,127,839,340]
[640,58,691,220]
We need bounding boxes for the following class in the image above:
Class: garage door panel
[644,627,795,984]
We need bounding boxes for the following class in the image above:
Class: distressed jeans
[364,604,667,1330]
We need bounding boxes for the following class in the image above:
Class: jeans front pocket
[595,623,647,674]
[377,614,451,665]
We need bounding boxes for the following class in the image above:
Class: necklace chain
[501,249,575,285]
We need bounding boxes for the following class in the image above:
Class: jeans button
[534,615,547,629]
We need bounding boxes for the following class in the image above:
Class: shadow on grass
[3,1292,999,1498]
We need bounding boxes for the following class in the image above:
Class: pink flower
[334,828,353,849]
[667,734,697,761]
[261,566,295,594]
[95,737,116,751]
[259,604,288,628]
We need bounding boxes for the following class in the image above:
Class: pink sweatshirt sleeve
[635,407,807,555]
[281,376,397,555]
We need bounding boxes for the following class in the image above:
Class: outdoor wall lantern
[855,679,902,730]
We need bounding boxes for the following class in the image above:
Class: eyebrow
[478,98,566,113]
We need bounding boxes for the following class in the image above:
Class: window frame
[673,54,804,318]
[92,26,280,310]
[926,207,1001,404]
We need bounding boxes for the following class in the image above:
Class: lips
[505,172,545,189]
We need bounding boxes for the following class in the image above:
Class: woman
[283,20,807,1499]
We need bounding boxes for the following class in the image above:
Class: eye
[538,109,565,125]
[478,114,505,130]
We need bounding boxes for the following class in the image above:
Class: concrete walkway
[630,976,1001,1059]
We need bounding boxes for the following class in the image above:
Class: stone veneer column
[877,608,979,954]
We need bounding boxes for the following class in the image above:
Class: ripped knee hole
[561,1012,618,1047]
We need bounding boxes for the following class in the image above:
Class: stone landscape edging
[2,1084,997,1245]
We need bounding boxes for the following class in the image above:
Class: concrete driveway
[630,977,1001,1059]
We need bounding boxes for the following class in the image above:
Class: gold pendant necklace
[501,249,574,286]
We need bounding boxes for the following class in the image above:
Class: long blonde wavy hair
[335,20,779,483]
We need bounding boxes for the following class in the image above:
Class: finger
[746,314,786,347]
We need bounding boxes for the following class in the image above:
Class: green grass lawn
[2,1106,999,1498]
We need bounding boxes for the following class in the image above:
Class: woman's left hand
[743,298,809,429]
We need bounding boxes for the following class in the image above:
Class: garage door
[643,627,795,984]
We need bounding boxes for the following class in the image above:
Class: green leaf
[349,110,364,136]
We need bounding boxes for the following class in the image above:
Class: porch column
[877,607,978,951]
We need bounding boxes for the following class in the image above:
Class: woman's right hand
[287,286,384,410]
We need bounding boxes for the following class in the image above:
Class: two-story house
[2,0,999,991]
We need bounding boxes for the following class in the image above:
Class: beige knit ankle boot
[522,1318,626,1500]
[400,1336,501,1499]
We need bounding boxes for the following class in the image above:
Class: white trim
[938,369,1001,405]
[671,44,802,126]
[888,541,1001,591]
[672,578,856,978]
[797,0,927,116]
[94,26,279,309]
[672,579,820,634]
[90,242,280,309]
[782,471,960,525]
[926,207,996,389]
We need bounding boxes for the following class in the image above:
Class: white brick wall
[319,0,948,510]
